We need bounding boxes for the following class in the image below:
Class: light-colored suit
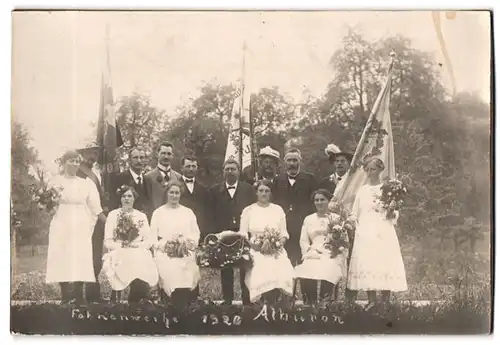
[144,167,181,216]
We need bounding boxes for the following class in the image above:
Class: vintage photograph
[10,10,492,335]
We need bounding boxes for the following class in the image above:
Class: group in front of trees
[41,138,408,312]
[14,29,488,311]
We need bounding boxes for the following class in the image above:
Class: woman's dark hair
[116,185,139,200]
[59,150,82,165]
[363,157,385,171]
[311,188,333,202]
[165,180,185,197]
[253,179,273,192]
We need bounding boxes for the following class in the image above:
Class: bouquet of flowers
[162,234,196,258]
[324,216,350,259]
[250,226,284,258]
[379,178,408,219]
[195,233,253,268]
[30,184,64,212]
[114,211,142,247]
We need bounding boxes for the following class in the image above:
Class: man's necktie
[160,169,170,181]
[137,176,142,185]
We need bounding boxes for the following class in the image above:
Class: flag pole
[238,43,246,168]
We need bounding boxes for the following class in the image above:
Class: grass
[12,245,243,301]
[11,245,492,335]
[11,244,465,302]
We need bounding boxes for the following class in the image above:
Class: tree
[11,121,48,248]
[287,28,489,239]
[115,93,169,168]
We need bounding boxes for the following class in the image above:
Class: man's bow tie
[227,186,236,190]
[288,175,297,180]
[185,178,194,184]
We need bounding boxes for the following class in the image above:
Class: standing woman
[151,180,200,306]
[102,185,158,304]
[347,158,407,310]
[45,150,105,304]
[294,189,347,305]
[239,179,295,304]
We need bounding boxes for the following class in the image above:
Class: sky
[11,10,491,173]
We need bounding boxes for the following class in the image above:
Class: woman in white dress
[45,150,105,304]
[347,157,407,310]
[294,189,347,305]
[151,180,200,305]
[239,179,295,304]
[102,185,158,304]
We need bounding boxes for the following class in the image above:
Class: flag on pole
[96,26,123,199]
[224,44,252,171]
[333,57,396,212]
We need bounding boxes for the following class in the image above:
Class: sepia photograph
[9,9,492,335]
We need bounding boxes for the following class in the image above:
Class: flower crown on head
[116,184,130,195]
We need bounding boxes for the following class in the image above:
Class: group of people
[45,140,407,311]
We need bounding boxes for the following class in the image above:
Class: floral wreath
[116,184,131,196]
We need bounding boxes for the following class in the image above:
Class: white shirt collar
[331,172,346,181]
[183,176,195,183]
[129,169,141,181]
[157,163,171,172]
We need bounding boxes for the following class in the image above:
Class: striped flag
[96,27,123,199]
[224,44,252,171]
[333,58,396,211]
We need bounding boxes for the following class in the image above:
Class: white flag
[333,64,396,212]
[225,86,252,171]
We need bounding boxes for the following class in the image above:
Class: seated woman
[239,179,295,304]
[294,189,348,305]
[151,180,200,306]
[102,185,158,304]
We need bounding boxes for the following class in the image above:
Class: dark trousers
[129,279,150,303]
[60,282,84,303]
[221,267,249,304]
[171,288,196,307]
[111,279,150,303]
[86,222,105,302]
[301,279,334,304]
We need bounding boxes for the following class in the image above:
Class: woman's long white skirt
[102,248,159,291]
[154,252,200,296]
[294,251,347,284]
[347,211,407,291]
[245,250,294,302]
[46,204,96,283]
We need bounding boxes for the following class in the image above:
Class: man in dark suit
[272,148,318,303]
[318,144,353,195]
[242,146,280,187]
[272,148,318,267]
[209,158,255,305]
[111,147,149,213]
[144,141,181,217]
[76,143,108,303]
[111,146,151,303]
[179,155,210,300]
[319,144,357,303]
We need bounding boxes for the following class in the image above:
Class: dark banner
[11,302,490,335]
